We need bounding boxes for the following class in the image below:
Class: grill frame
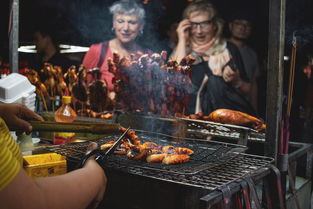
[46,130,248,175]
[45,129,273,192]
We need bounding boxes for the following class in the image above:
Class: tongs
[78,127,130,168]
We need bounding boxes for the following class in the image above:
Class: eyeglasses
[190,20,213,30]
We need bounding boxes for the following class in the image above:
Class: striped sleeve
[0,118,22,191]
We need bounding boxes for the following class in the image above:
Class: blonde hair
[183,0,224,38]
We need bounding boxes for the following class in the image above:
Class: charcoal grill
[46,130,247,175]
[46,130,273,187]
[45,128,273,209]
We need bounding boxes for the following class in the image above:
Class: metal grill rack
[176,118,266,144]
[124,153,273,191]
[46,130,247,175]
[45,129,273,194]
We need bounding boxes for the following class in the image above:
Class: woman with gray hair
[171,0,256,116]
[82,0,148,101]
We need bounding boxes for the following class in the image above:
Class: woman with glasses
[171,0,256,116]
[82,0,149,102]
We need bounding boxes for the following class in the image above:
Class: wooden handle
[30,121,121,134]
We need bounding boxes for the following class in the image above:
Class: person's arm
[170,19,191,63]
[0,104,107,209]
[0,156,106,209]
[249,78,258,112]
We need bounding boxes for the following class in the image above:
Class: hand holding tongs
[79,127,130,169]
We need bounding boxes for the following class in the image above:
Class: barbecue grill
[45,129,273,209]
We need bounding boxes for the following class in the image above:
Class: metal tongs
[79,127,130,168]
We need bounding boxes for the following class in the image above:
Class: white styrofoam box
[0,73,36,104]
[22,93,36,104]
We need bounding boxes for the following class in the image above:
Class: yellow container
[23,153,67,178]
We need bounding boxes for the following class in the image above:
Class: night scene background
[0,0,313,139]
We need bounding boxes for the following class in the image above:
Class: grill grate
[45,130,273,191]
[124,153,273,191]
[46,130,247,175]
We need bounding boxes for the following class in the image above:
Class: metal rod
[9,0,19,73]
[265,0,286,161]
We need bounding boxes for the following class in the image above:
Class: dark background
[0,0,313,139]
[0,0,312,60]
[0,0,268,61]
[0,0,313,59]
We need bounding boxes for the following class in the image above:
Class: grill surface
[46,130,273,192]
[177,117,266,142]
[46,130,247,175]
[124,153,273,191]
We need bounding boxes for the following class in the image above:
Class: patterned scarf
[191,38,231,76]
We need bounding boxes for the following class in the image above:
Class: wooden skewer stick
[287,35,297,117]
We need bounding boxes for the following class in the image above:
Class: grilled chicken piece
[173,147,194,155]
[100,141,114,150]
[100,113,113,119]
[207,109,266,131]
[120,127,141,145]
[88,68,109,112]
[127,147,148,160]
[162,145,175,152]
[141,142,161,150]
[72,65,88,102]
[54,66,68,96]
[162,154,190,165]
[64,65,78,93]
[41,63,57,97]
[146,152,167,163]
[25,69,50,111]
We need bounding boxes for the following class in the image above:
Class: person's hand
[222,65,240,83]
[176,19,191,43]
[0,103,43,134]
[85,142,107,209]
[108,91,116,101]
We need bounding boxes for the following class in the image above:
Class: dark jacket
[186,41,256,116]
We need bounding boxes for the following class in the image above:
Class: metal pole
[265,0,285,161]
[9,0,19,73]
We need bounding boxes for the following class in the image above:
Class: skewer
[287,34,297,117]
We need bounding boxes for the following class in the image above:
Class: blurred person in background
[171,0,256,116]
[82,0,150,101]
[0,103,107,209]
[31,25,79,75]
[228,11,260,113]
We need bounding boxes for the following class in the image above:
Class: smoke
[66,1,113,45]
[65,0,167,50]
[285,0,313,49]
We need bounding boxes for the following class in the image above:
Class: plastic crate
[23,153,67,178]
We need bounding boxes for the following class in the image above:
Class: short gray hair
[109,0,145,23]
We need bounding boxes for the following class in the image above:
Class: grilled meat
[162,154,190,165]
[173,147,194,155]
[207,109,266,131]
[146,152,167,163]
[100,127,194,164]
